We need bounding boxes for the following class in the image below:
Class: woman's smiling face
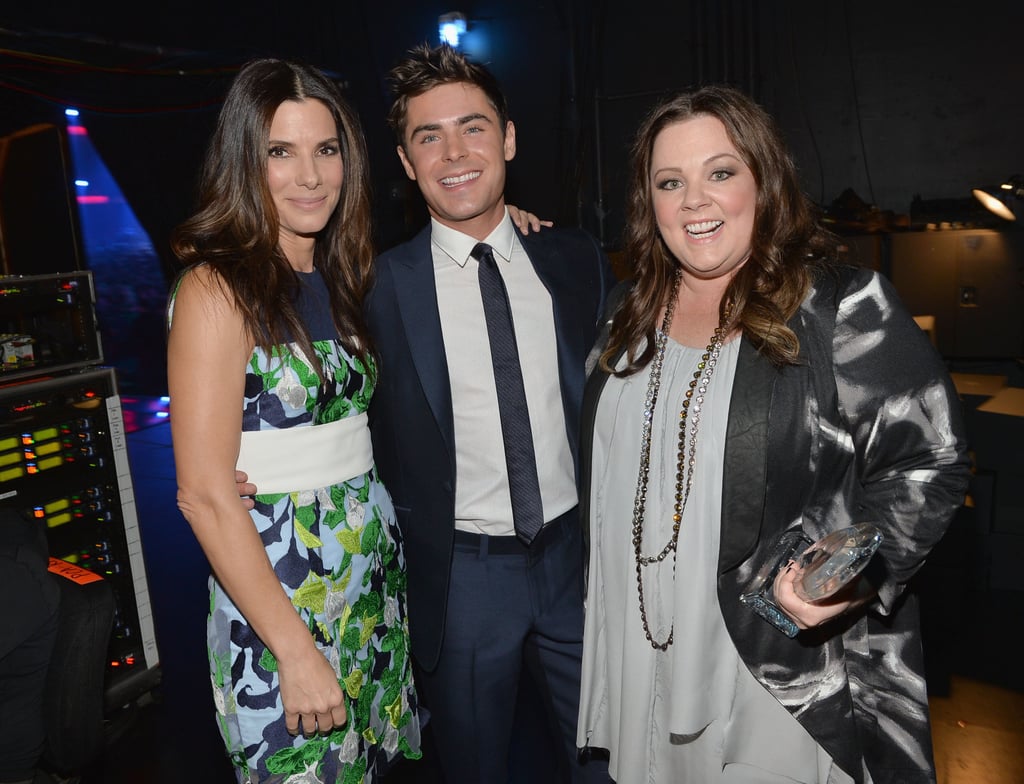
[650,114,757,282]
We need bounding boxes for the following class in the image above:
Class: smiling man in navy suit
[366,43,615,783]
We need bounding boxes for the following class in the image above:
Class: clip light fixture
[439,12,467,47]
[972,175,1024,221]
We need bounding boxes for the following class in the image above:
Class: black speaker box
[0,124,83,276]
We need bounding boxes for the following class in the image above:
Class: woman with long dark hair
[167,59,421,783]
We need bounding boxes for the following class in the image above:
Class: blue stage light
[439,12,467,47]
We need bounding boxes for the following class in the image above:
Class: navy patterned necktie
[472,242,544,545]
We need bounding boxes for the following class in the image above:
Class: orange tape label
[48,557,104,585]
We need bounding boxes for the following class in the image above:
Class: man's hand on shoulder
[508,205,553,235]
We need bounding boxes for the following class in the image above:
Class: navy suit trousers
[414,508,609,783]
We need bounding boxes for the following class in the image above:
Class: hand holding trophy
[741,522,883,637]
[792,522,883,602]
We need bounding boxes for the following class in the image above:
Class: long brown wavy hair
[170,58,376,379]
[603,85,837,377]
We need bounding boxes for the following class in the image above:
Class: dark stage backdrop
[1,0,1022,389]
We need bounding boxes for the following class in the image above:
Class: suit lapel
[719,337,777,571]
[519,232,586,466]
[392,226,456,458]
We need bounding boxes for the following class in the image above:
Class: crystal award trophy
[740,523,883,637]
[792,523,883,602]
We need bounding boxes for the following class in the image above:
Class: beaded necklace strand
[631,269,732,651]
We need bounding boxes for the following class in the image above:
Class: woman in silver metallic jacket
[575,85,970,784]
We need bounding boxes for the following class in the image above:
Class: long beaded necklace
[631,268,732,651]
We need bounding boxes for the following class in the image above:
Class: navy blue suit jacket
[366,222,616,671]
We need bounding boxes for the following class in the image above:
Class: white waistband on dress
[236,412,373,494]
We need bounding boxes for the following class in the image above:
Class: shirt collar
[430,209,517,268]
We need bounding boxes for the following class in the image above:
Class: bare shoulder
[168,264,247,342]
[175,263,229,302]
[173,264,237,316]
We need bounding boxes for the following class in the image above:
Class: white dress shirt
[431,210,577,536]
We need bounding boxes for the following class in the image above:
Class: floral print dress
[182,270,421,783]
